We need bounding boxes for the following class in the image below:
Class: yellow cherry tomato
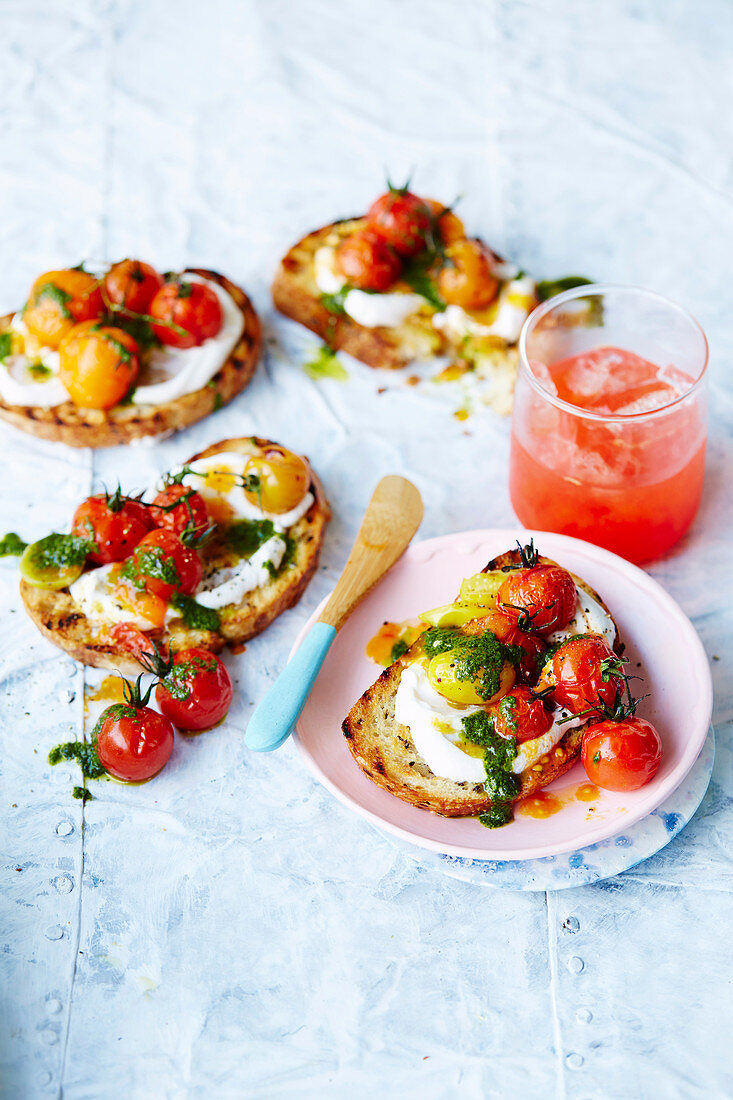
[424,199,465,245]
[437,239,500,311]
[427,652,516,705]
[243,447,310,514]
[19,535,87,590]
[23,269,104,349]
[58,321,139,409]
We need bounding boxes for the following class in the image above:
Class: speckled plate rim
[391,724,715,890]
[291,528,714,861]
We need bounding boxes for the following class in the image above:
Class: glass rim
[517,283,709,422]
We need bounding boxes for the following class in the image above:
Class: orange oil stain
[517,791,565,819]
[85,676,127,705]
[365,620,424,667]
[575,782,600,803]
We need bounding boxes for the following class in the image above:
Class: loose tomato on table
[492,685,553,743]
[149,279,223,348]
[126,528,203,601]
[154,648,233,732]
[58,321,140,408]
[497,563,577,634]
[23,269,105,349]
[95,676,175,782]
[581,717,662,791]
[242,446,309,514]
[549,635,625,719]
[104,259,164,314]
[72,490,153,565]
[335,228,402,291]
[437,239,500,311]
[366,187,432,257]
[149,484,210,539]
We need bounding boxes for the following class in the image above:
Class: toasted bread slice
[0,270,261,448]
[342,549,619,817]
[20,436,330,674]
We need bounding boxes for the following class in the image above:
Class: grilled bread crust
[0,270,261,447]
[342,549,619,817]
[20,437,330,674]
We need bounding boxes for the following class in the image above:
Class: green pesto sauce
[319,287,349,316]
[121,547,180,590]
[225,518,278,558]
[0,532,27,557]
[461,710,520,829]
[28,362,52,379]
[304,344,348,380]
[27,533,92,570]
[170,593,221,632]
[390,639,410,663]
[0,331,12,361]
[421,625,522,701]
[72,787,93,803]
[48,739,106,780]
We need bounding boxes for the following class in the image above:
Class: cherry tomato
[149,484,210,539]
[109,622,157,659]
[550,635,622,718]
[581,717,662,791]
[58,321,139,408]
[96,693,174,782]
[424,199,466,245]
[492,686,553,743]
[242,446,309,514]
[110,574,168,630]
[104,259,164,314]
[366,189,432,257]
[155,648,233,732]
[437,239,500,310]
[72,493,153,565]
[497,564,577,634]
[149,279,223,348]
[128,528,203,601]
[335,229,402,292]
[24,269,104,349]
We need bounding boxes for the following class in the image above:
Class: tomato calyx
[117,671,156,712]
[499,539,540,571]
[498,599,553,633]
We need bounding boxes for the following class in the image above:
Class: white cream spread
[69,564,160,630]
[393,662,582,786]
[547,591,616,648]
[431,275,537,344]
[195,536,286,609]
[0,273,243,409]
[313,246,423,328]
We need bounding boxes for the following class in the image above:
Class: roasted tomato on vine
[582,716,662,792]
[149,484,210,539]
[72,491,153,565]
[437,239,500,311]
[549,635,625,719]
[58,321,139,408]
[126,528,203,601]
[497,545,577,634]
[146,647,233,732]
[366,186,432,257]
[149,279,223,348]
[242,446,309,514]
[24,269,104,349]
[424,199,465,245]
[335,228,402,292]
[462,610,547,685]
[95,675,175,782]
[492,686,553,743]
[104,259,164,314]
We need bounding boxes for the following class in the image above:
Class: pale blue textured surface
[1,2,731,1097]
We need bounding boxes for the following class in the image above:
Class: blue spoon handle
[244,622,337,751]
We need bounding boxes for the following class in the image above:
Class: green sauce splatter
[304,345,348,381]
[0,532,27,557]
[461,710,520,828]
[169,593,221,632]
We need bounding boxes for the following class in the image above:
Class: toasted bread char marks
[19,437,330,673]
[341,550,619,817]
[0,271,262,447]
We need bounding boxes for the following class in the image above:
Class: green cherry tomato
[19,534,89,590]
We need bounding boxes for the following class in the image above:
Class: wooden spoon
[245,476,423,752]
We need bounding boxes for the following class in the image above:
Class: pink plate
[292,529,713,860]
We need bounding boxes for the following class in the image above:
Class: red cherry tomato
[497,565,577,633]
[96,696,175,782]
[72,493,154,565]
[155,648,233,732]
[581,717,662,791]
[550,635,622,718]
[366,189,431,257]
[492,686,553,743]
[128,528,203,601]
[109,622,157,659]
[149,279,223,348]
[149,484,210,539]
[105,259,164,314]
[335,229,402,292]
[462,611,548,686]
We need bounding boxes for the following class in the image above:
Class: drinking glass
[509,285,708,564]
